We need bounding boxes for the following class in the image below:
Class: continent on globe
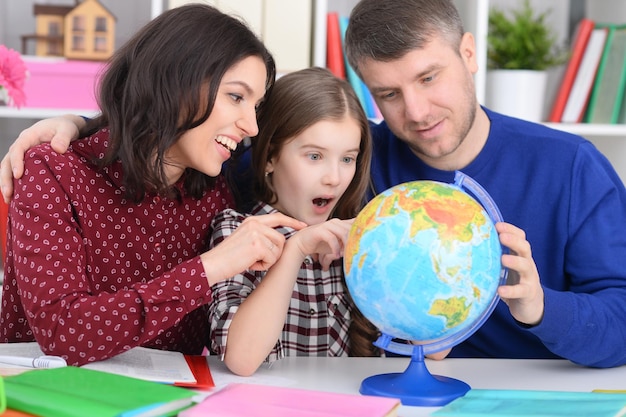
[428,296,470,329]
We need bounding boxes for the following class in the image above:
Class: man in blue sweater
[343,0,626,368]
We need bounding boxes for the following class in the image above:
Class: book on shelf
[337,15,366,108]
[561,27,609,123]
[311,0,327,67]
[0,342,214,389]
[326,12,346,79]
[548,18,595,123]
[432,389,626,417]
[4,366,202,417]
[620,93,626,124]
[178,383,401,417]
[608,27,626,124]
[337,14,380,119]
[584,24,626,124]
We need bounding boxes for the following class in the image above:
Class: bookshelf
[1,1,625,173]
[545,123,626,138]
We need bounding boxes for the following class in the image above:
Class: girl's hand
[1,115,84,202]
[495,222,545,326]
[288,218,354,270]
[200,213,307,285]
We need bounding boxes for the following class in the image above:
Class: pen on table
[0,355,67,369]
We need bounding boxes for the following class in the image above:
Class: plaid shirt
[208,202,352,363]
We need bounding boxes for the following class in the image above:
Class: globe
[344,172,507,406]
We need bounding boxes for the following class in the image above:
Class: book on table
[3,366,202,417]
[432,389,626,417]
[178,382,401,417]
[0,342,214,389]
[81,346,214,389]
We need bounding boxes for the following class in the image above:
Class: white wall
[585,0,626,24]
[489,0,571,44]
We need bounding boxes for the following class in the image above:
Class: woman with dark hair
[0,3,304,366]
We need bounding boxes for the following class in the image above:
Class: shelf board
[544,123,626,138]
[0,107,99,119]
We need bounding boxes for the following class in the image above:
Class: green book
[432,389,626,417]
[4,366,200,417]
[584,24,626,124]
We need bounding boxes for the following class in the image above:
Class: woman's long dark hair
[87,4,275,202]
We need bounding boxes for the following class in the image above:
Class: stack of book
[549,19,626,124]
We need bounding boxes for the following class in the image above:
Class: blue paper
[432,389,626,417]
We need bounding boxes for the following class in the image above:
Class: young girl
[0,4,304,366]
[208,67,378,376]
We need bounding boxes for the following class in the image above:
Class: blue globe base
[360,343,470,407]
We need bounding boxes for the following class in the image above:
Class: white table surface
[207,356,626,417]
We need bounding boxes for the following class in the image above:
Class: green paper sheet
[4,366,197,417]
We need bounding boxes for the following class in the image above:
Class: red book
[549,18,595,122]
[326,12,346,79]
[174,354,215,390]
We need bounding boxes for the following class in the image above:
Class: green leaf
[487,0,568,70]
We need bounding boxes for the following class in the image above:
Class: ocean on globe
[344,180,504,353]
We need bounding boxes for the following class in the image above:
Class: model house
[21,0,116,61]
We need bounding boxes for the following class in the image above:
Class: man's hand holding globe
[495,222,545,327]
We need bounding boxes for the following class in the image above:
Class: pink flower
[0,45,28,108]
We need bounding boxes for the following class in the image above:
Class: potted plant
[485,0,567,121]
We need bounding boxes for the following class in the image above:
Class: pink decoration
[22,57,105,110]
[0,45,28,108]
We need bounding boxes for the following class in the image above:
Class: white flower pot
[485,69,548,122]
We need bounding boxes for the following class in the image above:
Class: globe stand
[360,342,470,407]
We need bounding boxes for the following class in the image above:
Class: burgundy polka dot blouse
[0,129,234,366]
